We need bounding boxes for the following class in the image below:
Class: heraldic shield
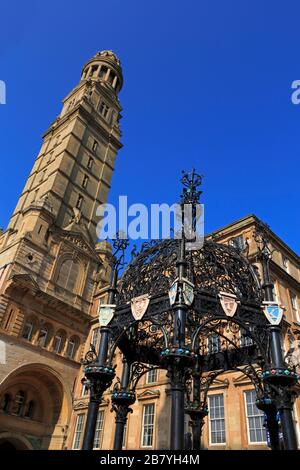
[131,294,150,320]
[98,304,115,327]
[263,301,283,325]
[169,280,178,306]
[218,291,238,317]
[182,278,194,306]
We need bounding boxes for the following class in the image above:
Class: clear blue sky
[0,0,299,253]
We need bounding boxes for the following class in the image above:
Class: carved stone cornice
[4,273,91,324]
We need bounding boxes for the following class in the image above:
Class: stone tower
[0,51,123,450]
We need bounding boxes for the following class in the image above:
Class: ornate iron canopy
[117,238,262,306]
[81,170,299,452]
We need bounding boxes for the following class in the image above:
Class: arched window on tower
[24,400,35,419]
[22,321,34,341]
[52,329,66,354]
[99,66,108,79]
[37,328,47,347]
[1,393,12,413]
[12,390,25,416]
[66,336,80,360]
[57,259,80,293]
[66,339,75,359]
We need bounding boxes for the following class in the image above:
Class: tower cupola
[81,50,123,94]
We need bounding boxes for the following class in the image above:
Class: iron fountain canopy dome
[117,238,262,306]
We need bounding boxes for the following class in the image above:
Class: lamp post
[163,170,203,450]
[254,222,298,450]
[170,238,188,450]
[82,237,129,450]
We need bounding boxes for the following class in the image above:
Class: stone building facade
[0,52,299,451]
[0,50,123,450]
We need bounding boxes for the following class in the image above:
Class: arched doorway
[0,433,33,450]
[0,364,72,449]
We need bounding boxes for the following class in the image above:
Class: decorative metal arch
[81,171,299,452]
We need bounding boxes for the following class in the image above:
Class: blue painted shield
[263,302,283,325]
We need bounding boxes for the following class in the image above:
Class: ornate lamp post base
[185,402,208,450]
[111,390,136,450]
[82,364,115,450]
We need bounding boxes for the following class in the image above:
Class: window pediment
[137,389,160,401]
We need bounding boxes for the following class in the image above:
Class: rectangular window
[93,410,104,449]
[91,328,100,349]
[208,394,226,444]
[240,327,254,347]
[244,390,267,444]
[76,195,83,209]
[22,321,33,341]
[82,175,89,189]
[73,414,85,449]
[99,101,110,119]
[290,291,299,322]
[81,383,89,397]
[87,157,94,169]
[208,334,221,354]
[146,368,158,384]
[141,403,155,447]
[230,235,245,251]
